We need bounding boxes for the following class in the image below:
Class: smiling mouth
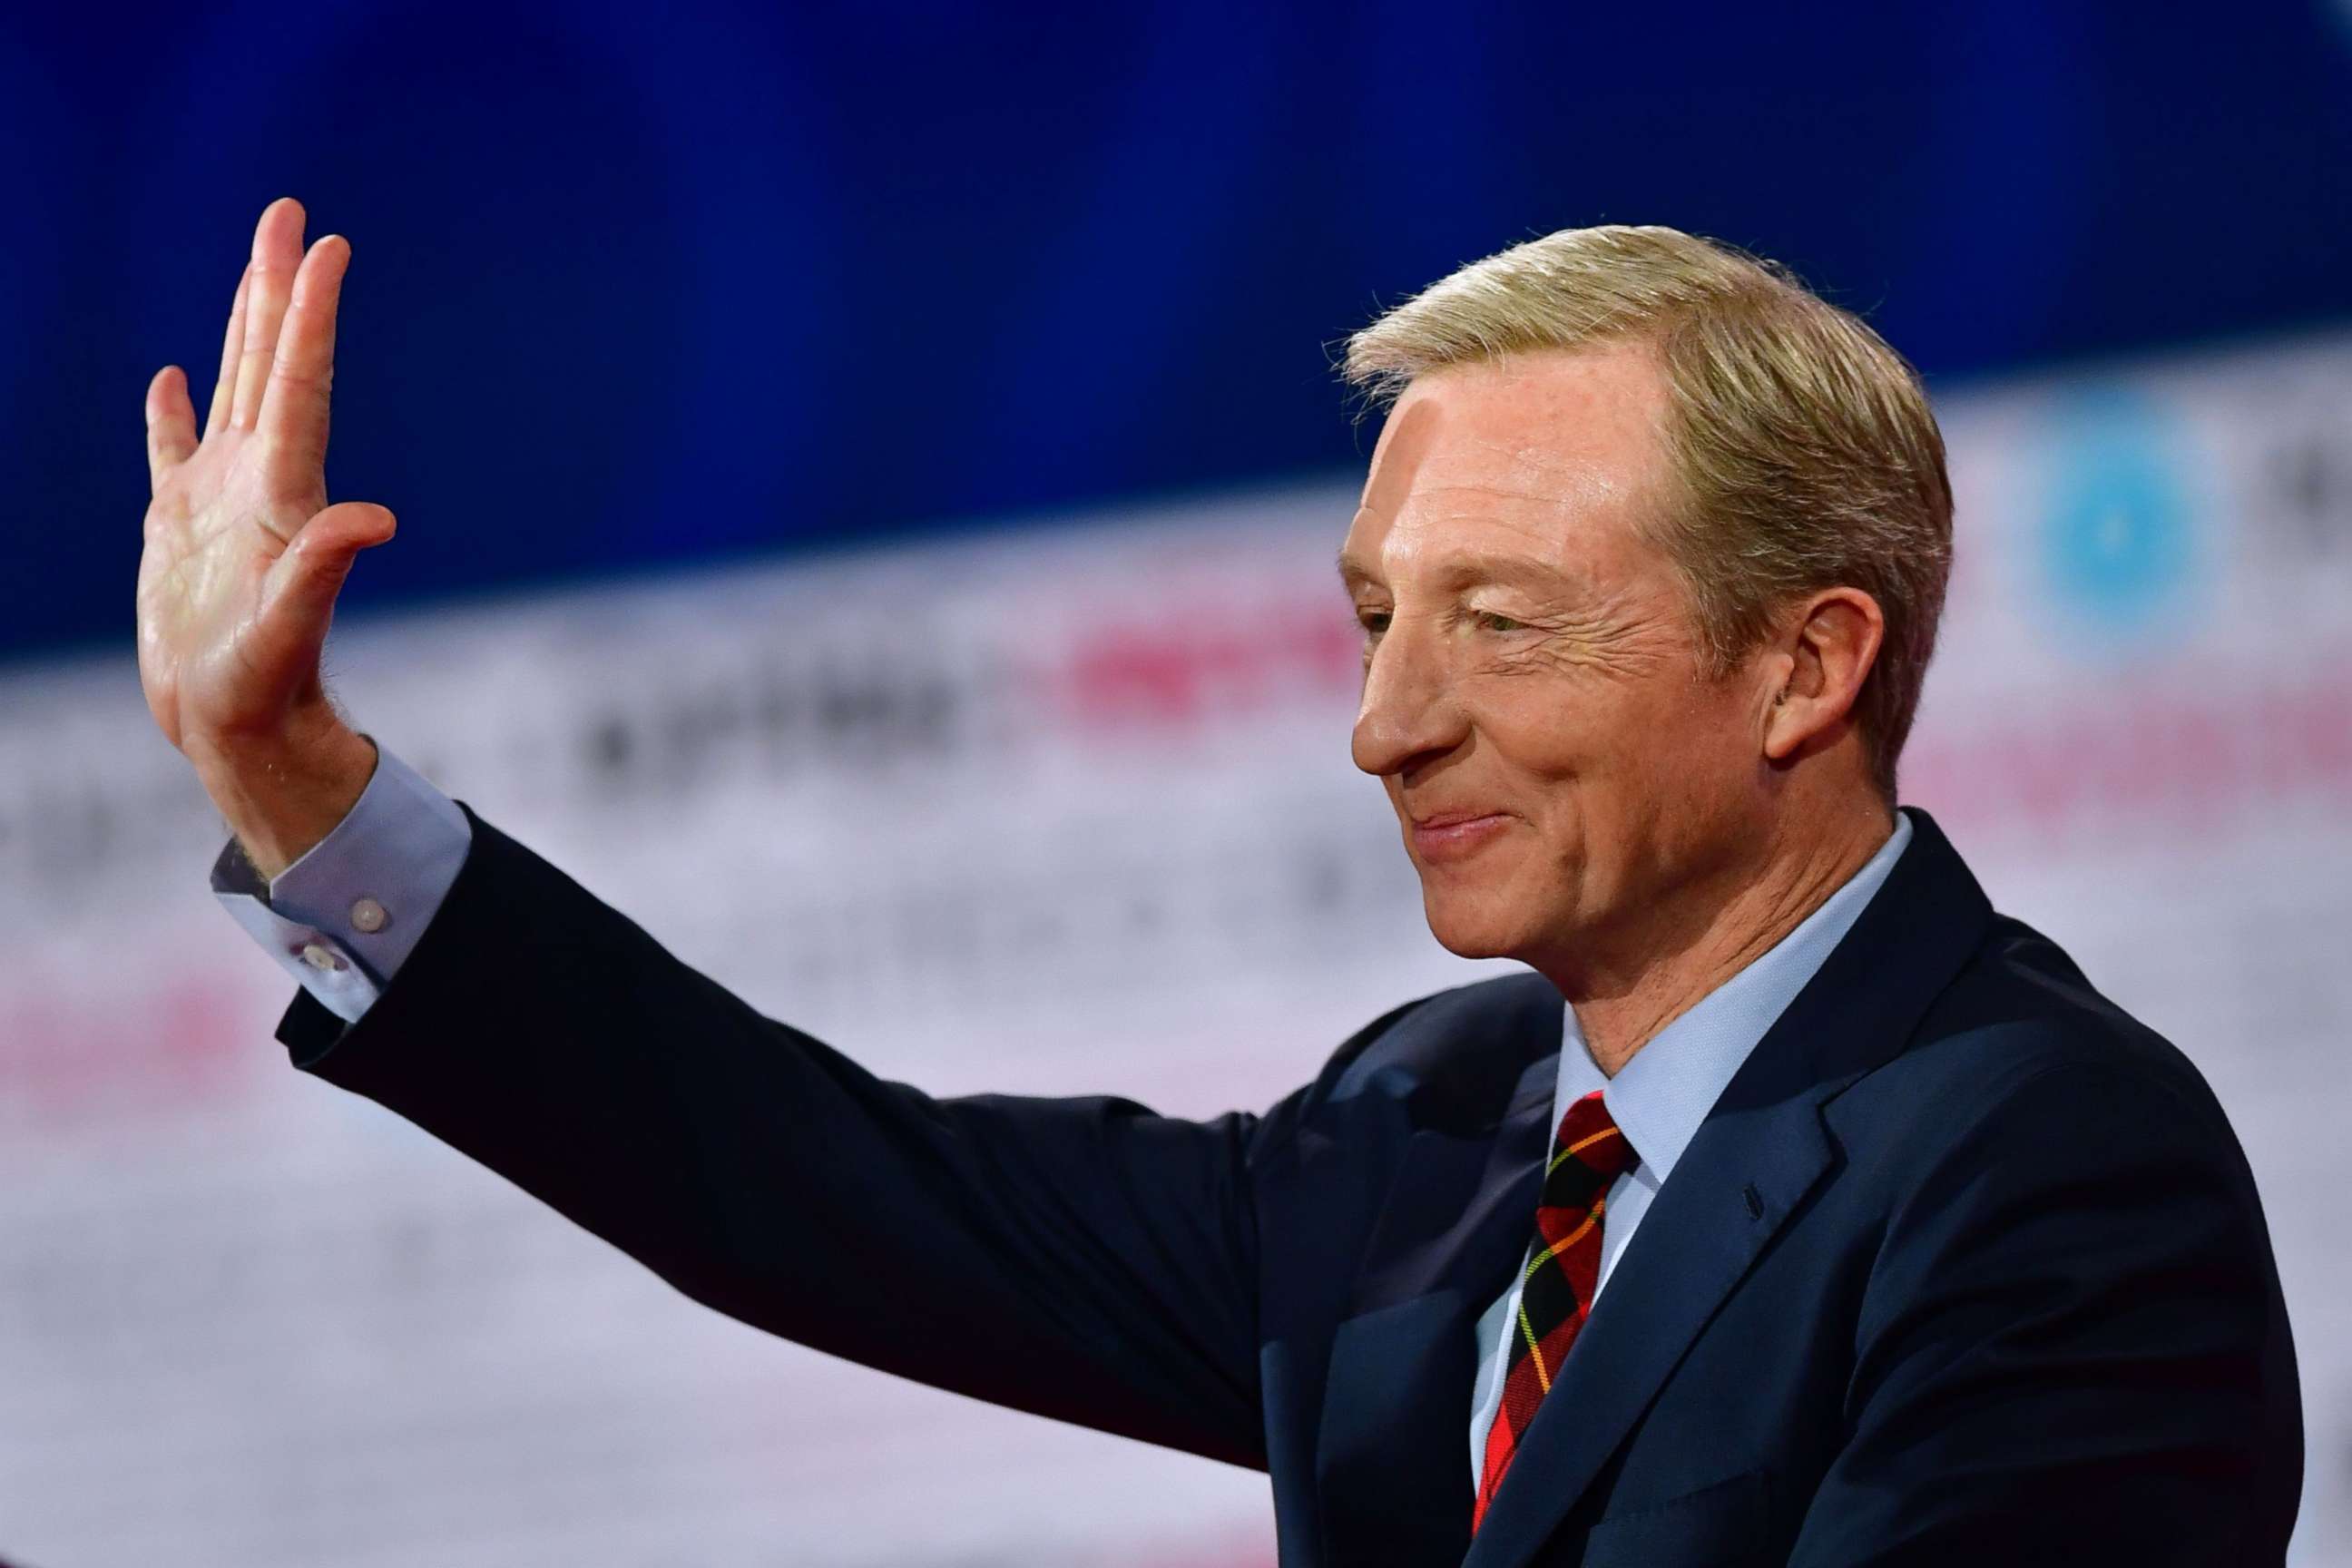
[1407,812,1512,861]
[1411,810,1504,829]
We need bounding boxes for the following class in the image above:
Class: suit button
[350,897,388,934]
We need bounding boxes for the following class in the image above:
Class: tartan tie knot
[1546,1087,1640,1194]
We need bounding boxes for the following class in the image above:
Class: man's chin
[1431,934,1517,964]
[1420,901,1527,963]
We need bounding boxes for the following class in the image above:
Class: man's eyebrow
[1335,549,1573,593]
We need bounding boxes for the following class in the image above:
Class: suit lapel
[1458,808,1996,1568]
[1458,1088,1838,1568]
[1315,1053,1556,1566]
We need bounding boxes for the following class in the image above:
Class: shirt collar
[1552,812,1916,1181]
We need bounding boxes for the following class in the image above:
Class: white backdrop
[3,329,2347,1566]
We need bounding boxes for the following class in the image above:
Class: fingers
[203,264,251,440]
[229,197,306,432]
[145,366,198,492]
[262,502,397,646]
[258,235,351,468]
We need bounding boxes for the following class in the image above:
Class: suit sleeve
[273,801,1274,1469]
[1788,1057,2300,1565]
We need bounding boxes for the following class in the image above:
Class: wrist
[191,716,378,883]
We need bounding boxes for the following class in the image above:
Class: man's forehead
[1365,344,1665,474]
[1341,352,1667,589]
[1335,534,1584,593]
[1354,350,1665,552]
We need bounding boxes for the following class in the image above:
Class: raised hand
[139,198,392,876]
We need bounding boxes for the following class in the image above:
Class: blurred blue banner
[9,0,2352,660]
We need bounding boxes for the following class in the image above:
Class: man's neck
[1551,801,1896,1077]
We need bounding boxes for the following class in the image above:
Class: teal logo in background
[2039,391,2197,636]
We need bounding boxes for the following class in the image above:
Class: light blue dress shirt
[210,739,472,1024]
[1465,813,1913,1487]
[205,743,1911,1488]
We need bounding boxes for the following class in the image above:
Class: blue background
[11,0,2352,662]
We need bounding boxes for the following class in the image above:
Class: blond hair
[1341,225,1952,801]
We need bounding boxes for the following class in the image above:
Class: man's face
[1340,341,1775,975]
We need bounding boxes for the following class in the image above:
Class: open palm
[137,197,396,758]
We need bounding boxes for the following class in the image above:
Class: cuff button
[300,942,348,972]
[350,897,389,934]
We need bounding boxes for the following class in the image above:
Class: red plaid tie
[1472,1087,1641,1534]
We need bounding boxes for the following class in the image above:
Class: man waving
[138,197,2302,1566]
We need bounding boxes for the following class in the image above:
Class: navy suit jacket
[273,806,2302,1565]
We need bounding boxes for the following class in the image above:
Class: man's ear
[1763,588,1885,762]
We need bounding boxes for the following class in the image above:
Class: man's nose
[1350,621,1465,778]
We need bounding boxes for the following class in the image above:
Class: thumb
[263,502,397,642]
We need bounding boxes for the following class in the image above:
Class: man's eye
[1358,611,1391,637]
[1475,612,1524,632]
